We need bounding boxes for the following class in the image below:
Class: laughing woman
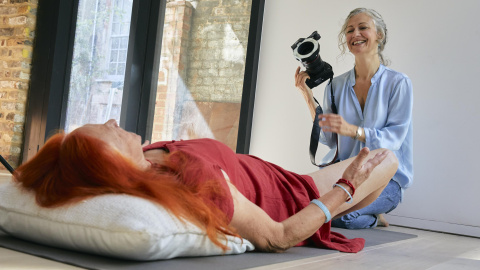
[295,8,413,229]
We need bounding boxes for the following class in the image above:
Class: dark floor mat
[0,228,416,270]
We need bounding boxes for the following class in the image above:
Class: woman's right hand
[342,147,389,189]
[295,67,317,120]
[294,66,313,97]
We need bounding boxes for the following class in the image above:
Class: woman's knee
[378,148,399,176]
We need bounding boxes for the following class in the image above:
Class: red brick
[6,112,14,120]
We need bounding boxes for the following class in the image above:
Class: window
[150,1,254,151]
[109,36,128,76]
[108,0,131,76]
[64,0,133,132]
[22,0,264,162]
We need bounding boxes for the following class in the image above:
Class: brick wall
[187,0,251,103]
[0,0,36,172]
[152,0,252,145]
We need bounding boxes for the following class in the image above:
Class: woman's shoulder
[378,66,413,96]
[382,65,411,82]
[175,138,235,156]
[185,138,225,147]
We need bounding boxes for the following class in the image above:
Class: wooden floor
[1,225,479,270]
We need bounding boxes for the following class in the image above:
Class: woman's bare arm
[228,181,350,252]
[227,148,396,252]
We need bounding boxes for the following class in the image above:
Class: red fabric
[143,138,365,253]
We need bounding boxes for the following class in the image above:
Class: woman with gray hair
[294,8,413,229]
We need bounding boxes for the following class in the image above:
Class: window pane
[112,23,119,35]
[112,37,120,48]
[110,50,118,62]
[109,63,117,73]
[118,50,127,62]
[117,63,125,76]
[150,0,252,151]
[65,0,133,132]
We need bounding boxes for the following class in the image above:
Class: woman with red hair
[14,119,397,253]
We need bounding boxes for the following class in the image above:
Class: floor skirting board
[0,173,11,184]
[385,214,480,238]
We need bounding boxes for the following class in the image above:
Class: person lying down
[13,119,398,254]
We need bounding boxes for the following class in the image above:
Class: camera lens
[298,42,315,56]
[292,32,334,89]
[305,55,324,71]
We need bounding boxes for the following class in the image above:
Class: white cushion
[0,181,254,260]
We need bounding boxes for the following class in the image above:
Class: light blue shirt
[319,64,413,190]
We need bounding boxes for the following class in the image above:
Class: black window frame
[22,0,264,162]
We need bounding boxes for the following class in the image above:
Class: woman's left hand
[318,114,356,137]
[342,147,389,189]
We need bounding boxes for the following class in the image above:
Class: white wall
[250,0,480,237]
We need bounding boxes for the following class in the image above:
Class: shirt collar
[348,64,386,86]
[371,64,386,84]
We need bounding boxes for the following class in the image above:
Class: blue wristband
[310,199,332,223]
[333,183,353,204]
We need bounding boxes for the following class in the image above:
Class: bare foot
[377,214,389,227]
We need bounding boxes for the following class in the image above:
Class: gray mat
[0,228,416,270]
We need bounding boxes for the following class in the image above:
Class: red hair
[14,131,238,251]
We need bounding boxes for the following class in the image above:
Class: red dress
[143,138,365,253]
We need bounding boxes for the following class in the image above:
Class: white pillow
[0,181,254,260]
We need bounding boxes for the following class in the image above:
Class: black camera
[291,31,334,89]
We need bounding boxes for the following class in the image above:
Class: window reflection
[65,0,133,132]
[151,0,252,151]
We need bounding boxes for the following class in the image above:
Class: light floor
[1,226,479,270]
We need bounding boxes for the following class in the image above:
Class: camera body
[292,31,334,89]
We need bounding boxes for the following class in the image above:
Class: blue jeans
[331,179,401,229]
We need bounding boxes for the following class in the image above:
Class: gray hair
[338,8,389,65]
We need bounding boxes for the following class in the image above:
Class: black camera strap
[0,154,14,174]
[309,79,339,167]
